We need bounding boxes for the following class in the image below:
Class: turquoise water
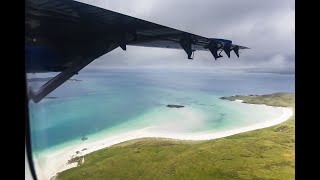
[27,69,294,154]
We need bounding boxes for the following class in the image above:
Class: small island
[69,78,82,82]
[166,104,185,108]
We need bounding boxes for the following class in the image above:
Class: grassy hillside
[57,93,295,180]
[220,92,295,107]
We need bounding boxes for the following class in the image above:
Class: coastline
[34,102,293,180]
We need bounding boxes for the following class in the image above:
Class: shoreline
[34,102,293,180]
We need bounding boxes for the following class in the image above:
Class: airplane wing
[25,0,249,102]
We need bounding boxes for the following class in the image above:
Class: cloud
[77,0,295,73]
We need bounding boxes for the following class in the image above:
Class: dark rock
[82,148,87,151]
[219,96,233,101]
[275,125,289,132]
[166,104,185,108]
[81,136,88,141]
[67,156,83,164]
[45,97,58,99]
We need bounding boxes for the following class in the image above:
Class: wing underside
[26,0,248,73]
[25,0,249,102]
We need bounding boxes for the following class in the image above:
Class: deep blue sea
[27,68,294,154]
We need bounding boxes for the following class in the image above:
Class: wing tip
[236,45,250,49]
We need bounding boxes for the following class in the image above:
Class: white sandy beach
[234,99,244,103]
[33,103,293,180]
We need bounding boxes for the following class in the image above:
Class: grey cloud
[77,0,295,73]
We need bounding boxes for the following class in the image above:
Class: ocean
[27,68,295,155]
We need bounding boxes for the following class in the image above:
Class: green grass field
[56,93,295,180]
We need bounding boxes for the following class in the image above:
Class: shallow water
[27,68,294,155]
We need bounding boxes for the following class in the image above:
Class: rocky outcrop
[275,125,289,132]
[166,104,185,108]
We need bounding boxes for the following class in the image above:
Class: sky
[77,0,295,73]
